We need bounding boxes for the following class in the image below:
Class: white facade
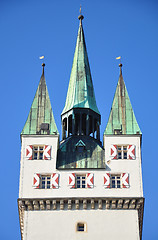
[23,210,140,240]
[18,133,144,240]
[19,135,143,199]
[19,135,59,198]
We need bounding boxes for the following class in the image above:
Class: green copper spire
[21,63,58,135]
[62,14,100,115]
[104,64,141,135]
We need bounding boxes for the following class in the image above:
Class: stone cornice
[18,197,144,240]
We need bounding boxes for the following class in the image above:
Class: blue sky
[1,0,158,239]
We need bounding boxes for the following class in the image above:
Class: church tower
[18,14,144,240]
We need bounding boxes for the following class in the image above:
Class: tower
[18,14,144,240]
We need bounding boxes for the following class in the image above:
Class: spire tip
[119,63,123,75]
[78,5,84,23]
[78,14,84,21]
[42,63,45,74]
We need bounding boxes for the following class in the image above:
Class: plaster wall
[19,135,143,199]
[19,135,59,198]
[104,135,143,197]
[23,209,140,240]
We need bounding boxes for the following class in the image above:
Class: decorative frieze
[40,200,45,210]
[83,200,87,209]
[106,200,110,209]
[129,199,136,209]
[136,199,143,209]
[91,199,95,209]
[60,200,64,210]
[75,199,79,209]
[98,200,102,209]
[19,197,144,211]
[25,200,33,210]
[68,200,72,210]
[46,200,51,210]
[33,200,40,210]
[52,200,57,210]
[111,200,116,209]
[117,199,123,209]
[123,199,130,209]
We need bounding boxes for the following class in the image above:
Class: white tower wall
[23,209,140,240]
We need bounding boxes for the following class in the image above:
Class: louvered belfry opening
[61,108,100,141]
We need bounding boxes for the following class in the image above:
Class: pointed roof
[62,15,100,115]
[104,64,141,135]
[21,64,58,135]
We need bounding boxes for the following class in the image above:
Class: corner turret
[21,63,58,135]
[104,64,141,135]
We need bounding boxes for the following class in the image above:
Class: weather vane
[39,56,44,61]
[116,56,122,74]
[116,56,121,63]
[39,56,45,72]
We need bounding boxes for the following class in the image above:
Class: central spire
[61,14,101,140]
[62,14,100,115]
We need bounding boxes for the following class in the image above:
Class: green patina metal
[21,66,58,135]
[75,139,86,147]
[62,16,100,115]
[105,66,141,135]
[57,136,105,169]
[57,15,103,169]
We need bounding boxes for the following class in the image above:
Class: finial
[116,56,122,75]
[39,56,45,74]
[78,5,84,24]
[42,63,45,75]
[119,63,123,75]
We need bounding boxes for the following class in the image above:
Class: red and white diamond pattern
[122,173,129,188]
[51,173,59,189]
[26,145,33,160]
[86,173,94,188]
[104,173,110,188]
[127,145,136,159]
[44,145,51,160]
[31,173,130,189]
[69,173,75,188]
[33,173,40,188]
[110,145,117,159]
